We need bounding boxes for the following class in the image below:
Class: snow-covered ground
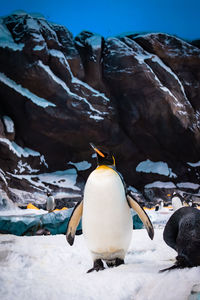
[0,222,200,300]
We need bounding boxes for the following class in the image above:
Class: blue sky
[1,0,200,40]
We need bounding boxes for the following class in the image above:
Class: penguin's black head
[90,143,115,167]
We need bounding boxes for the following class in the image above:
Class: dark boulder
[0,12,200,204]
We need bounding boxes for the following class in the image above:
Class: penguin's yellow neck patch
[96,165,111,171]
[96,165,117,174]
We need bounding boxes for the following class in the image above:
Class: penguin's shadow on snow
[125,248,158,268]
[127,249,156,256]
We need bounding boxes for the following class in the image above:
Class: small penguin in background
[189,201,198,208]
[188,200,193,207]
[46,192,55,212]
[66,143,154,273]
[171,192,183,211]
[155,200,164,211]
[0,198,8,210]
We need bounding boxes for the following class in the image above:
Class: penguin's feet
[106,260,115,268]
[115,258,124,266]
[87,259,105,273]
[106,258,124,268]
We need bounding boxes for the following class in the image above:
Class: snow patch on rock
[31,33,44,42]
[115,37,193,125]
[26,17,40,31]
[49,49,110,104]
[38,60,107,116]
[145,181,176,189]
[0,169,7,185]
[135,32,200,57]
[85,35,102,50]
[2,116,14,133]
[0,72,56,108]
[89,115,104,121]
[136,159,177,178]
[151,56,190,103]
[9,169,80,191]
[16,160,39,174]
[68,161,91,171]
[33,45,45,51]
[0,18,24,51]
[40,155,48,168]
[0,138,41,158]
[187,161,200,167]
[177,182,200,189]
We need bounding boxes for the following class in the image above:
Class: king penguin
[66,143,154,272]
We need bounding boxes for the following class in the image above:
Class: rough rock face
[0,11,200,204]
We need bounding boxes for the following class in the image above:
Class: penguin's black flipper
[127,194,154,240]
[66,201,83,246]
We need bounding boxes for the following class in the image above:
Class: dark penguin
[160,206,200,272]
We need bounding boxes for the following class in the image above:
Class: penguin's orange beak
[90,143,105,158]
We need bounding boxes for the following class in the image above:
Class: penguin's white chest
[172,196,182,211]
[82,166,132,259]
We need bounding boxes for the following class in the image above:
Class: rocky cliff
[0,11,200,204]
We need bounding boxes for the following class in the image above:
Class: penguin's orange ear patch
[94,148,105,158]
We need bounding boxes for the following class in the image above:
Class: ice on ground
[147,209,173,228]
[0,228,199,300]
[0,206,47,216]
